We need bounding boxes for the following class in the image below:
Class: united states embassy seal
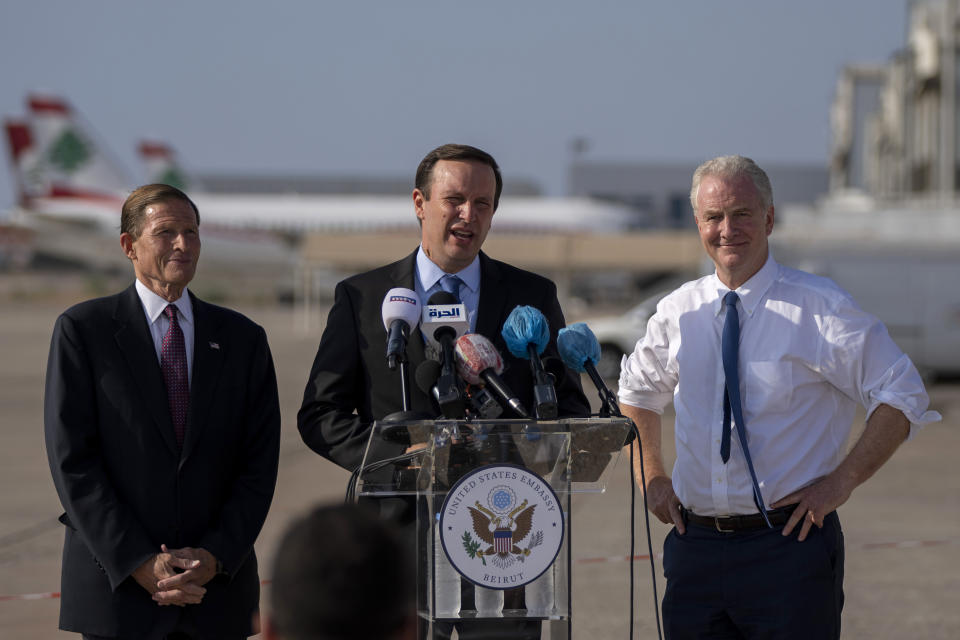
[438,463,564,589]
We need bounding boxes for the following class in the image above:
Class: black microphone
[414,359,443,401]
[543,356,569,389]
[415,357,497,418]
[423,292,467,419]
[501,306,558,420]
[467,386,503,419]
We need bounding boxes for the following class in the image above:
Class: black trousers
[661,511,844,640]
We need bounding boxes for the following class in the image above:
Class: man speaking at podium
[298,143,589,638]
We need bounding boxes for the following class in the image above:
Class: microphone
[501,306,558,420]
[558,322,621,418]
[467,386,503,419]
[415,357,497,418]
[381,288,421,371]
[454,333,529,418]
[542,356,569,389]
[423,292,467,418]
[377,289,430,443]
[414,359,442,400]
[421,292,469,352]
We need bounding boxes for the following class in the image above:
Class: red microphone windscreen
[454,333,504,385]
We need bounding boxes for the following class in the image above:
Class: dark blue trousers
[662,511,844,640]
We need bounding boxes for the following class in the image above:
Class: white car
[581,290,669,380]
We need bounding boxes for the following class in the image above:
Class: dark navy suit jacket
[297,250,591,473]
[44,283,280,638]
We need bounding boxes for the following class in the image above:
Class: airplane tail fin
[138,138,192,191]
[25,93,131,201]
[3,119,37,207]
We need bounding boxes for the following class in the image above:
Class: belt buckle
[713,516,735,533]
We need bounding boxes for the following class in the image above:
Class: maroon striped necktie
[161,304,188,448]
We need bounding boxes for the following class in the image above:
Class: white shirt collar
[134,279,194,327]
[415,247,481,294]
[711,252,778,317]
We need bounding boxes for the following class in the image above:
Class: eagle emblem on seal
[462,485,544,570]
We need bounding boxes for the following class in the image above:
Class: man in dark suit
[298,144,590,639]
[44,184,281,639]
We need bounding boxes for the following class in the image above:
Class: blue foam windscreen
[557,322,601,372]
[501,305,550,358]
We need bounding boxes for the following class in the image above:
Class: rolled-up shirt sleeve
[819,296,941,439]
[618,305,678,414]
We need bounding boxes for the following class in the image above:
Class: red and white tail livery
[138,138,191,191]
[3,119,39,205]
[2,92,636,273]
[4,94,127,229]
[25,94,129,201]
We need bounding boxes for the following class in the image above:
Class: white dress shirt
[134,279,195,385]
[619,254,940,516]
[414,247,481,332]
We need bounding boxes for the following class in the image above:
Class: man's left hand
[155,545,219,592]
[772,473,854,542]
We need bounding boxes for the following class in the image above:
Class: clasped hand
[132,545,218,606]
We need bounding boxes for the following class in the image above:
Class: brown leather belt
[682,504,799,533]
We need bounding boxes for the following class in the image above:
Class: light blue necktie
[720,291,772,527]
[439,274,463,302]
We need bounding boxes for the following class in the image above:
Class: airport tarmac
[1,291,958,638]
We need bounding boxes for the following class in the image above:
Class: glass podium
[355,417,633,639]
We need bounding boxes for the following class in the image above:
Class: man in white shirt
[618,156,940,639]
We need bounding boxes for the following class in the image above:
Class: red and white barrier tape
[0,591,59,602]
[1,538,955,602]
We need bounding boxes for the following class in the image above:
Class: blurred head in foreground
[263,503,416,640]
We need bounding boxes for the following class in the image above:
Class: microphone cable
[625,417,663,640]
[345,449,424,503]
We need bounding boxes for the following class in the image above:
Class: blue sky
[0,0,909,208]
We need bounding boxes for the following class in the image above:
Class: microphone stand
[382,350,435,443]
[434,327,466,419]
[583,360,620,418]
[398,355,412,412]
[526,343,558,420]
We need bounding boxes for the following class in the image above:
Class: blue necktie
[720,291,772,527]
[440,274,463,302]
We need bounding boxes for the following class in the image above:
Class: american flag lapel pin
[209,341,220,350]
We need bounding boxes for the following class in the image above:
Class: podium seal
[438,463,564,589]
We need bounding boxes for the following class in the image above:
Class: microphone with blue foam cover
[558,322,621,418]
[501,305,557,420]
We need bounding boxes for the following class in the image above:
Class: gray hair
[690,155,773,215]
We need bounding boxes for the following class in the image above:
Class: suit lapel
[113,284,180,457]
[476,252,507,339]
[183,293,223,462]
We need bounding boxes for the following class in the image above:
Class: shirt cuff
[866,394,942,441]
[617,389,673,414]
